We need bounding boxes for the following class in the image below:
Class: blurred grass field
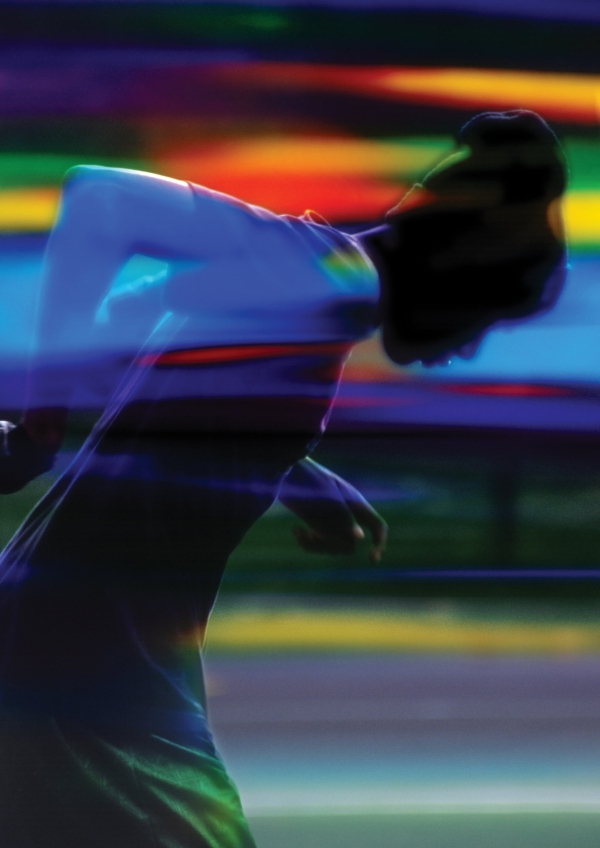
[4,432,600,601]
[220,433,600,605]
[247,811,600,848]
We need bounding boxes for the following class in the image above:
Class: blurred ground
[246,811,600,848]
[204,645,600,846]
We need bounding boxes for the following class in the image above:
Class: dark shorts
[0,712,257,848]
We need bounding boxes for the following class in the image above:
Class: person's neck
[355,222,392,269]
[356,222,390,245]
[354,223,394,329]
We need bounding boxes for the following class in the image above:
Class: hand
[278,458,387,562]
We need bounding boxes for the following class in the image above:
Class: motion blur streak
[227,63,600,124]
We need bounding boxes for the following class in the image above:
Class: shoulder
[64,165,190,191]
[294,214,380,290]
[61,165,193,207]
[189,182,281,224]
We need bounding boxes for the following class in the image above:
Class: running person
[0,110,566,847]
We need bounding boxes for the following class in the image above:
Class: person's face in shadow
[372,110,567,369]
[380,317,488,367]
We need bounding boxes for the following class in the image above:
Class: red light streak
[137,341,352,368]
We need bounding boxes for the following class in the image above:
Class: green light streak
[0,155,152,189]
[562,138,600,192]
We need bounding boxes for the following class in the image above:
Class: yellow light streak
[0,187,59,231]
[205,609,600,655]
[563,191,600,245]
[378,68,600,123]
[0,185,598,250]
[233,63,600,124]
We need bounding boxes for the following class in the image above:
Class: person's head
[371,110,567,365]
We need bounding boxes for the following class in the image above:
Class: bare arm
[278,457,387,563]
[0,167,208,491]
[23,166,203,446]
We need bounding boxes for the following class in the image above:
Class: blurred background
[3,0,600,845]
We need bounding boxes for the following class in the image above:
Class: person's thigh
[0,714,258,848]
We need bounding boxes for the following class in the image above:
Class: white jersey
[35,184,380,413]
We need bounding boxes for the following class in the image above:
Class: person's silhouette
[0,110,566,847]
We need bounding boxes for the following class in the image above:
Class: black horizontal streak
[1,6,600,73]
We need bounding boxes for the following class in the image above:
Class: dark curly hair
[373,110,567,362]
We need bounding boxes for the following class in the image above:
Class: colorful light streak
[440,383,574,397]
[155,136,446,178]
[0,67,599,244]
[2,181,597,251]
[137,341,352,367]
[224,63,600,124]
[153,136,444,219]
[0,188,59,231]
[0,138,443,228]
[204,605,600,654]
